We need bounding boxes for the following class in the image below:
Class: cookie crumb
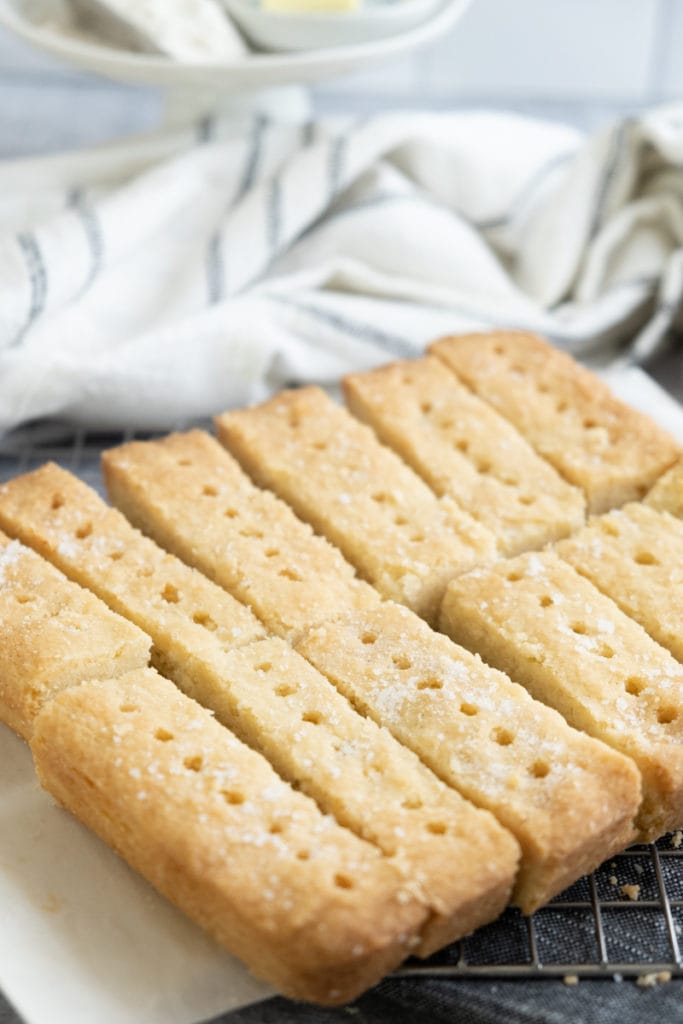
[609,874,618,885]
[636,971,672,988]
[563,974,579,986]
[671,830,683,849]
[621,884,640,901]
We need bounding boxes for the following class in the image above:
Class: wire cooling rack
[2,424,683,984]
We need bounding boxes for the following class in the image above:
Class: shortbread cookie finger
[0,532,150,739]
[296,601,640,912]
[441,551,683,841]
[557,503,683,663]
[344,357,585,556]
[31,669,424,1005]
[102,430,379,641]
[430,331,680,514]
[216,387,497,625]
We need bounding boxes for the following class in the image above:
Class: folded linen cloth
[1,104,683,436]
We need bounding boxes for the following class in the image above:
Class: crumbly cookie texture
[557,502,683,663]
[102,430,379,642]
[0,461,266,660]
[430,331,680,514]
[645,458,683,517]
[0,463,516,955]
[441,551,683,841]
[344,356,586,556]
[296,601,640,913]
[31,669,425,1006]
[216,387,497,626]
[0,531,150,739]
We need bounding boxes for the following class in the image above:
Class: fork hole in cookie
[222,790,245,805]
[75,521,93,540]
[658,706,678,725]
[183,755,203,773]
[596,643,615,659]
[265,548,280,558]
[275,683,297,697]
[192,611,217,631]
[635,551,659,566]
[530,759,550,779]
[334,873,354,890]
[224,508,239,519]
[202,485,218,497]
[361,632,377,645]
[297,849,310,861]
[119,703,139,714]
[51,493,64,510]
[15,594,34,604]
[454,439,469,454]
[154,728,174,742]
[402,798,423,810]
[518,495,536,506]
[600,520,620,537]
[392,654,412,670]
[571,621,588,635]
[460,702,478,716]
[539,595,553,608]
[426,822,447,835]
[625,677,646,696]
[161,583,180,604]
[279,567,303,581]
[416,678,442,691]
[493,727,514,746]
[302,711,322,725]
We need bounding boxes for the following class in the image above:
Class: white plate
[0,0,470,90]
[221,0,444,53]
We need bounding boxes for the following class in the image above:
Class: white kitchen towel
[1,103,683,436]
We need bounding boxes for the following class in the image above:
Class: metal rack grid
[2,425,683,984]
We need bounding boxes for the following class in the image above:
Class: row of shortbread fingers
[1,333,679,999]
[0,462,637,919]
[97,422,682,846]
[0,532,454,1003]
[94,433,649,879]
[0,532,433,1004]
[0,463,521,959]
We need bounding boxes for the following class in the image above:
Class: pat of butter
[263,0,360,12]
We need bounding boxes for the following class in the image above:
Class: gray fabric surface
[211,977,683,1024]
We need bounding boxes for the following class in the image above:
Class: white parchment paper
[1,365,683,1024]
